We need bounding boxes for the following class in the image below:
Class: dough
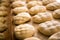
[0,23,7,32]
[32,12,53,23]
[0,6,8,11]
[27,1,42,9]
[13,7,28,14]
[24,37,40,40]
[13,12,31,24]
[53,9,60,18]
[48,32,60,40]
[14,24,35,39]
[42,0,56,5]
[38,20,60,36]
[0,11,8,16]
[0,33,5,40]
[0,17,6,23]
[12,1,26,8]
[46,2,60,11]
[29,5,46,15]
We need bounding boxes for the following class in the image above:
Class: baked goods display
[11,0,60,40]
[38,20,60,36]
[0,0,10,40]
[24,37,41,40]
[0,5,8,33]
[48,32,60,40]
[0,0,60,40]
[14,24,36,39]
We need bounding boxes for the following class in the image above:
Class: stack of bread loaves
[12,0,36,40]
[0,0,10,40]
[11,0,60,40]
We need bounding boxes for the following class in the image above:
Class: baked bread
[1,2,10,7]
[24,37,40,40]
[12,1,26,8]
[38,20,60,36]
[0,6,8,11]
[0,23,7,32]
[53,9,60,18]
[42,0,56,5]
[14,24,35,39]
[1,0,9,2]
[0,33,5,40]
[13,7,28,14]
[12,0,40,2]
[46,2,60,11]
[13,12,31,24]
[27,1,42,9]
[11,0,26,2]
[0,11,8,16]
[29,5,46,15]
[48,32,60,40]
[32,12,53,23]
[26,0,40,3]
[0,17,6,23]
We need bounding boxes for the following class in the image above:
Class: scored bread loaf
[53,9,60,18]
[32,12,53,23]
[12,1,26,8]
[48,32,60,40]
[13,7,28,14]
[27,1,42,9]
[29,5,46,15]
[14,24,36,39]
[42,0,56,5]
[46,2,60,11]
[38,20,60,36]
[13,12,31,24]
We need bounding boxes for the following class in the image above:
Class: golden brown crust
[14,24,36,39]
[13,12,31,24]
[32,12,53,23]
[42,0,56,5]
[46,2,60,11]
[38,20,60,36]
[53,9,60,18]
[24,37,40,40]
[12,1,26,8]
[29,5,46,15]
[27,1,42,9]
[13,7,28,14]
[48,32,60,40]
